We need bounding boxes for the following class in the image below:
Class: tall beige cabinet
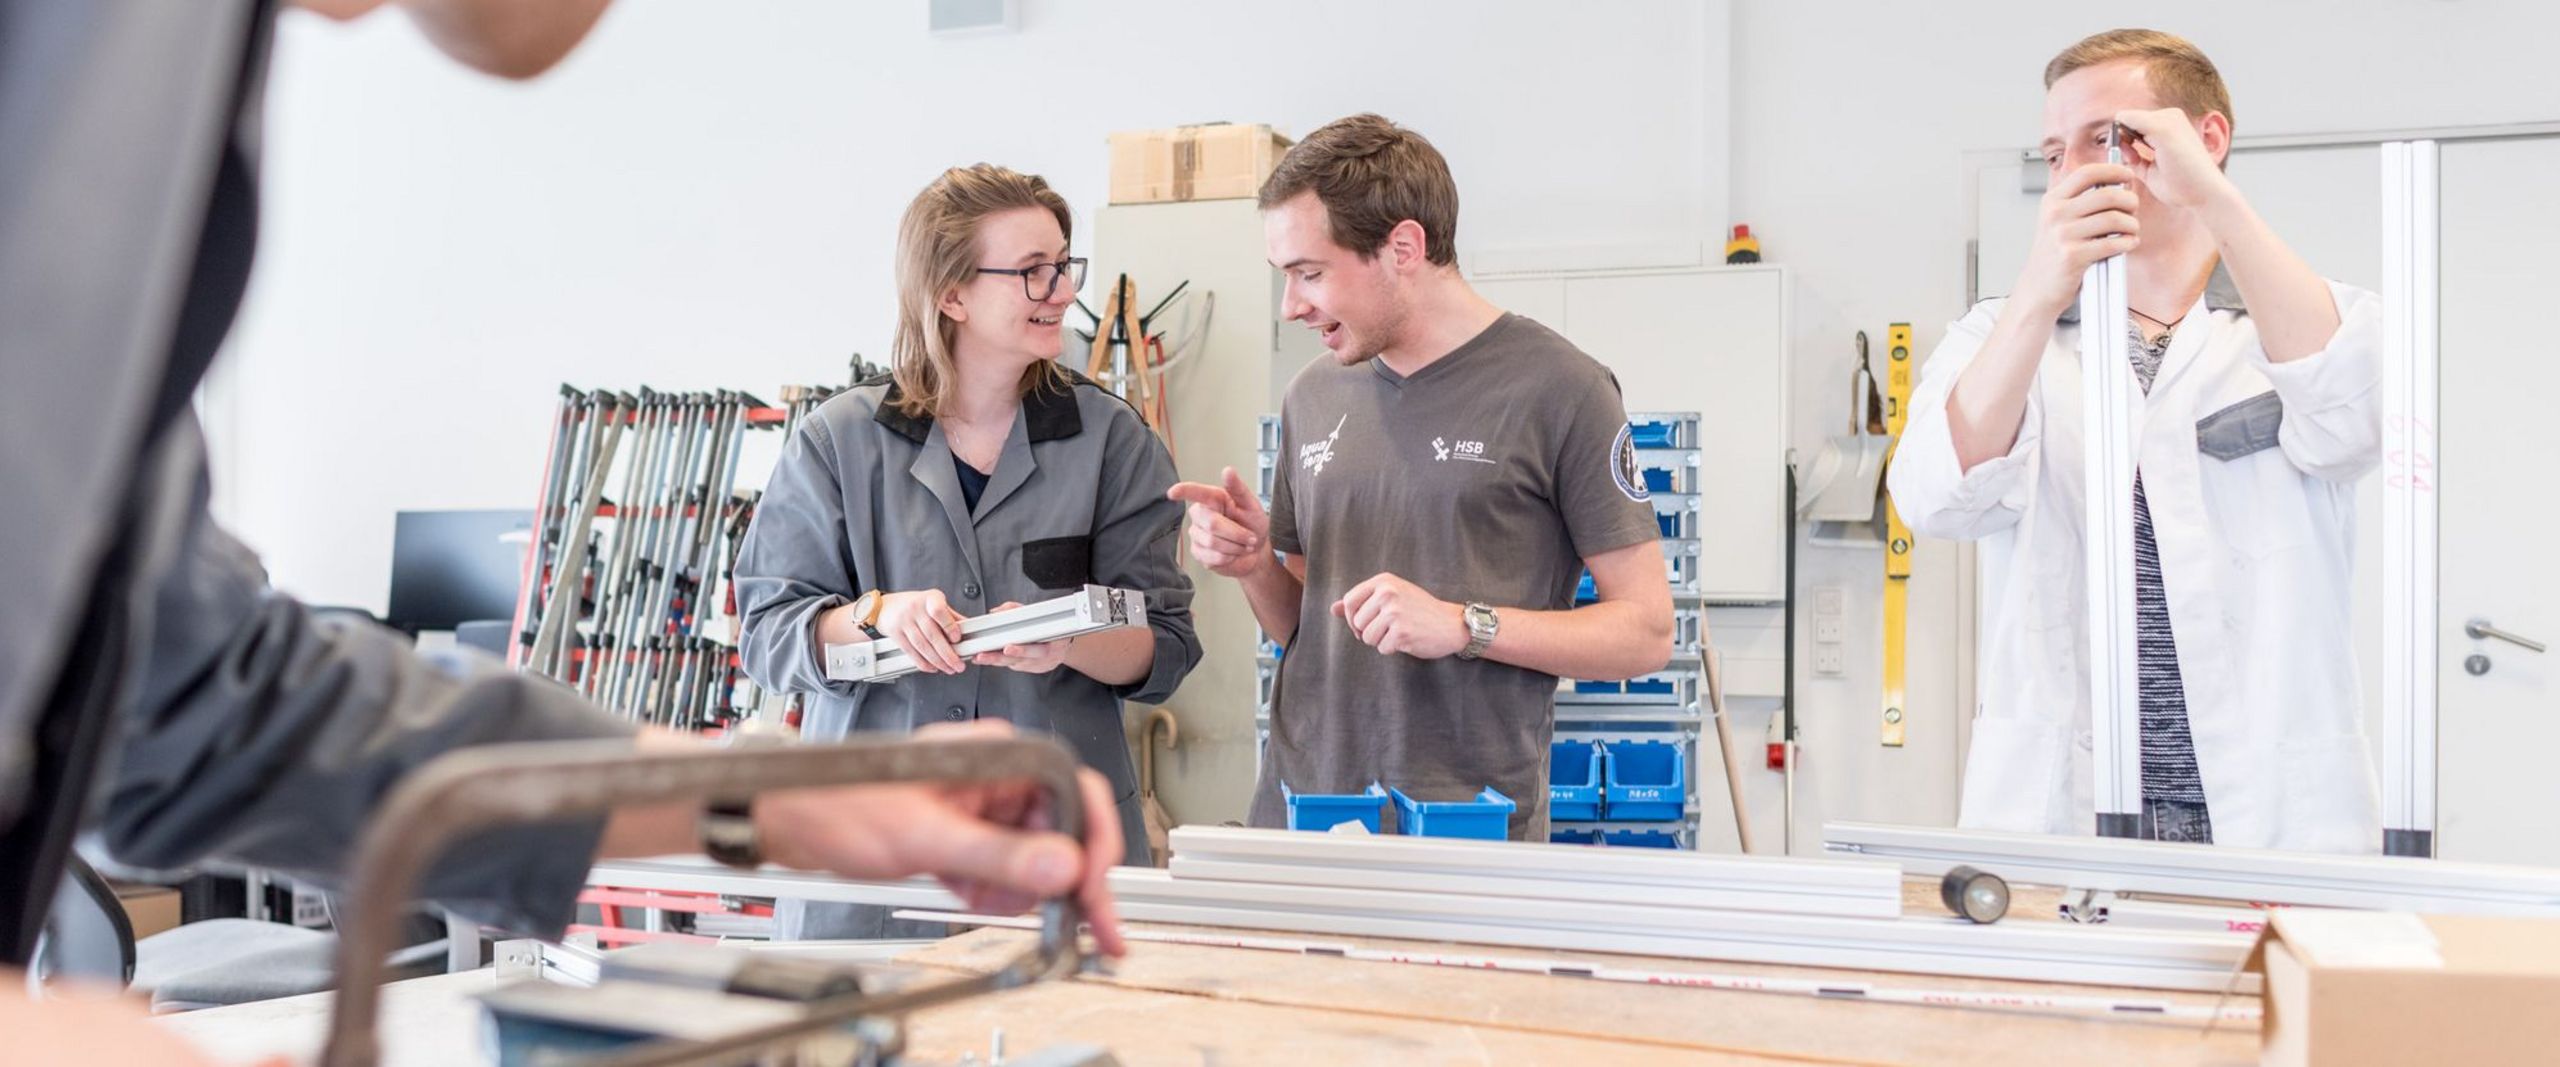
[1095,198,1320,828]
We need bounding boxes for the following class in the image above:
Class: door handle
[2465,619,2547,654]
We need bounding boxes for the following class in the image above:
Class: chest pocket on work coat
[2192,390,2304,562]
[1021,535,1095,592]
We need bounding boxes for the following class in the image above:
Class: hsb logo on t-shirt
[1432,436,1494,464]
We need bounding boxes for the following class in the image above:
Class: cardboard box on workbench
[2243,909,2560,1066]
[1107,123,1292,205]
[113,882,182,941]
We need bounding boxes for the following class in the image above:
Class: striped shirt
[2129,323,2207,805]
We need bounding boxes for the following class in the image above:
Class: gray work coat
[734,373,1200,884]
[0,0,629,960]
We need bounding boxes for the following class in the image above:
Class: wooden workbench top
[150,876,2253,1065]
[893,920,2261,1067]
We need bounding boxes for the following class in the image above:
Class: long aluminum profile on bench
[1823,821,2560,916]
[588,857,967,911]
[1166,827,1899,918]
[1103,867,2253,993]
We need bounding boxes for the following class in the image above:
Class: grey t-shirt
[1252,313,1663,840]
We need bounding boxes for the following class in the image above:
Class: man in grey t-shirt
[1171,115,1674,840]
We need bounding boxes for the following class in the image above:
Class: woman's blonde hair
[890,164,1074,418]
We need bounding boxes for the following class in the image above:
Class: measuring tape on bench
[1880,323,1914,748]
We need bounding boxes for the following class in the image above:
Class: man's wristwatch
[699,798,762,869]
[1458,601,1499,660]
[848,589,886,640]
[700,722,793,869]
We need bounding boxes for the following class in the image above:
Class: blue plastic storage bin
[1624,677,1676,696]
[1604,829,1680,849]
[1549,829,1601,845]
[1575,571,1598,604]
[1642,467,1674,493]
[1602,740,1687,821]
[1629,420,1680,449]
[1282,781,1387,833]
[1389,786,1515,841]
[1548,741,1604,822]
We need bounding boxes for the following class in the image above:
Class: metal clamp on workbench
[822,586,1146,684]
[318,735,1096,1067]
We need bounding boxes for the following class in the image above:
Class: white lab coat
[1889,273,2385,853]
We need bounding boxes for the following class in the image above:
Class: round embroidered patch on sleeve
[1611,423,1651,502]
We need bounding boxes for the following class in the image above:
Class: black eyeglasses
[975,257,1087,302]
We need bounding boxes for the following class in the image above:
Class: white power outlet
[1814,586,1846,616]
[1813,617,1845,644]
[1812,644,1847,676]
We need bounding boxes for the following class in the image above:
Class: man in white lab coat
[1889,29,2384,852]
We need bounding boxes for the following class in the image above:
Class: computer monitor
[386,508,532,634]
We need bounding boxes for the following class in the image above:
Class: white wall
[213,0,1729,612]
[1727,0,2560,841]
[214,0,2560,842]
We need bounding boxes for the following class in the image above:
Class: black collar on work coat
[869,370,1094,577]
[868,370,1089,446]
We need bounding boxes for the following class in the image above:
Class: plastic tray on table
[1282,781,1388,833]
[1388,786,1516,841]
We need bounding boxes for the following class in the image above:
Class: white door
[2433,135,2560,865]
[2219,149,2389,773]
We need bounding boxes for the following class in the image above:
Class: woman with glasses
[734,164,1200,939]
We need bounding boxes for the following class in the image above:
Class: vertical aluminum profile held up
[1782,465,1799,855]
[2379,141,2442,858]
[2080,129,2142,840]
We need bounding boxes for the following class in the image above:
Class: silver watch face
[1459,603,1496,660]
[702,811,762,867]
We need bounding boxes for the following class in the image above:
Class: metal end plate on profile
[823,642,878,680]
[1941,865,2011,924]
